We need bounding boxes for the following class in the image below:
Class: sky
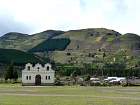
[0,0,140,35]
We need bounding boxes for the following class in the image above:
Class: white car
[104,77,118,82]
[104,77,126,83]
[90,78,101,84]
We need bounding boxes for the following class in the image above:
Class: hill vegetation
[0,49,46,65]
[0,28,140,54]
[0,30,64,51]
[29,38,70,52]
[53,28,140,51]
[0,28,140,78]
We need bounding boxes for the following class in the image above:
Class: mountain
[53,28,121,50]
[0,30,64,51]
[26,28,140,64]
[51,28,140,51]
[0,49,47,65]
[0,28,140,64]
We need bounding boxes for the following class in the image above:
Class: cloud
[0,0,140,35]
[79,0,140,35]
[0,11,34,35]
[0,0,81,35]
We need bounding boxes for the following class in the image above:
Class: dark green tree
[4,62,19,82]
[4,62,14,81]
[84,74,91,81]
[13,70,18,81]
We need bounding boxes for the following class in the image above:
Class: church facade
[22,63,55,86]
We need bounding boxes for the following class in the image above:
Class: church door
[35,75,41,85]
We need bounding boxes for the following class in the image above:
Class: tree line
[55,62,140,78]
[54,49,140,78]
[4,63,18,82]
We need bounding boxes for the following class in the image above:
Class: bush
[54,81,65,86]
[90,82,101,86]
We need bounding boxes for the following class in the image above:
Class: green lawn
[0,84,140,105]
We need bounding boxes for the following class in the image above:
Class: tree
[4,62,18,82]
[4,63,14,81]
[13,70,18,81]
[84,74,90,81]
[71,71,78,85]
[4,71,8,81]
[103,52,106,60]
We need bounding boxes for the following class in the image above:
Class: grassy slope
[120,33,140,49]
[1,28,140,52]
[0,30,64,51]
[0,84,140,105]
[0,49,46,65]
[54,28,140,50]
[48,28,140,63]
[1,28,140,64]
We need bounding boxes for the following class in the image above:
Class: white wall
[22,63,55,85]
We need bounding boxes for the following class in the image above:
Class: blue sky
[0,0,140,35]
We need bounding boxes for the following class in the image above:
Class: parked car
[104,77,126,84]
[104,77,118,82]
[90,78,101,86]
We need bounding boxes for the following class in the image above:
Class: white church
[22,63,55,86]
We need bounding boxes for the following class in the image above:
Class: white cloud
[0,0,140,35]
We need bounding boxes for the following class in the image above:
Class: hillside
[53,28,140,50]
[0,28,140,64]
[29,38,70,52]
[46,28,140,64]
[0,49,46,65]
[0,30,64,51]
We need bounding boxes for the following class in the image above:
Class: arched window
[46,76,47,80]
[48,76,50,80]
[47,66,49,71]
[26,76,28,80]
[27,66,30,71]
[37,67,40,71]
[29,76,31,80]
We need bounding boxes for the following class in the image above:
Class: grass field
[0,84,140,105]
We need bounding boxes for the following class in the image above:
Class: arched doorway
[35,75,41,85]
